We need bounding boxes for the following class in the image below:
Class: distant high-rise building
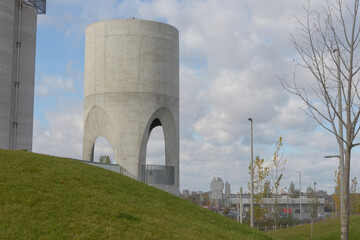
[182,189,190,198]
[210,177,224,208]
[0,0,46,151]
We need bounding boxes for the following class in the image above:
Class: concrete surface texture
[0,0,37,151]
[83,19,179,195]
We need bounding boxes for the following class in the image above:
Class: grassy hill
[266,215,360,240]
[0,149,273,239]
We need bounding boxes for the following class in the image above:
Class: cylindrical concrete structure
[0,0,37,151]
[0,0,16,149]
[83,19,179,195]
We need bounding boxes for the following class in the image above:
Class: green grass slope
[266,215,360,240]
[0,149,273,240]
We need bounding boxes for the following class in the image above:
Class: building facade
[231,195,325,220]
[210,177,224,208]
[0,0,45,151]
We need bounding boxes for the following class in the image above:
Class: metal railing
[140,164,175,185]
[26,0,46,14]
[75,159,173,184]
[75,159,137,180]
[119,165,137,180]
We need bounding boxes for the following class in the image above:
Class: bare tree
[248,156,270,228]
[99,155,111,164]
[307,182,320,238]
[282,1,360,239]
[351,177,357,193]
[270,137,286,229]
[288,181,295,198]
[350,177,359,213]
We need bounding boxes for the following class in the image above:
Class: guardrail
[75,159,137,180]
[119,165,137,180]
[140,164,175,185]
[75,159,173,184]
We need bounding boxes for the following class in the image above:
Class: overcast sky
[32,0,360,194]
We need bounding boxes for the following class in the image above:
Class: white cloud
[33,100,83,159]
[43,75,74,91]
[93,137,116,163]
[32,0,360,194]
[35,60,77,97]
[35,85,49,97]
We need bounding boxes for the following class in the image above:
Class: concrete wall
[0,0,15,149]
[83,19,179,195]
[79,160,123,174]
[0,1,37,151]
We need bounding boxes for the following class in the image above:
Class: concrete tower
[0,0,46,151]
[83,19,179,195]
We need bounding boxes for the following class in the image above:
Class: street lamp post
[325,155,342,219]
[297,171,302,220]
[237,191,239,222]
[249,118,254,228]
[239,187,243,223]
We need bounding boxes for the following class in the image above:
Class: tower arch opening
[146,119,165,166]
[92,136,115,163]
[138,110,178,188]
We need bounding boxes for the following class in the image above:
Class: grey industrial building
[0,0,45,151]
[231,195,326,220]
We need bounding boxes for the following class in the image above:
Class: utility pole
[325,154,342,219]
[249,118,254,228]
[297,171,302,221]
[240,187,243,223]
[287,195,289,219]
[237,191,240,222]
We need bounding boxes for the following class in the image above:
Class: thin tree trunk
[341,147,351,240]
[274,218,277,230]
[311,219,313,237]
